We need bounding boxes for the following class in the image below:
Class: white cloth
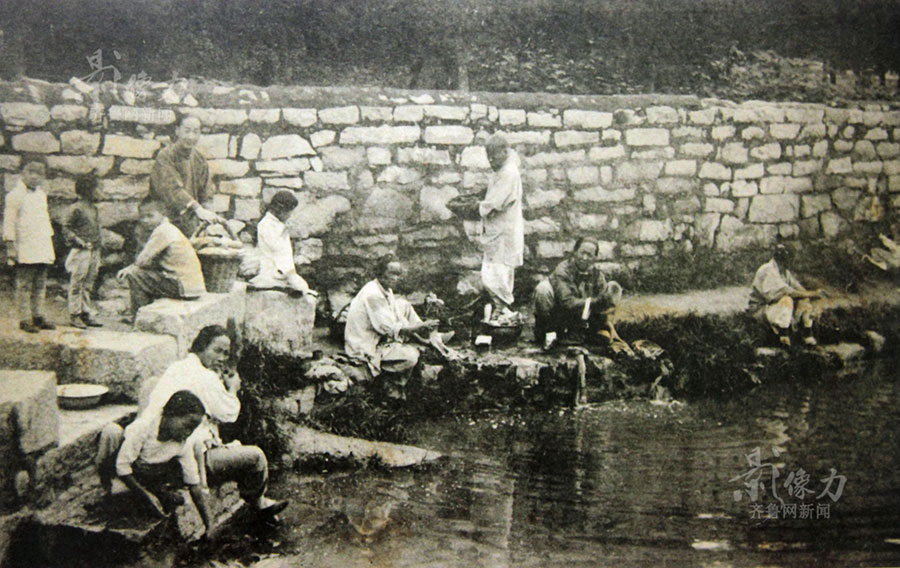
[749,259,804,308]
[344,279,422,373]
[763,296,795,329]
[115,412,208,485]
[250,212,308,291]
[140,353,241,442]
[750,258,813,330]
[481,262,516,306]
[2,181,55,264]
[479,152,524,267]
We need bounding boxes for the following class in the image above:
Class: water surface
[206,362,900,567]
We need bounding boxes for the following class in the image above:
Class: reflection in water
[244,361,900,568]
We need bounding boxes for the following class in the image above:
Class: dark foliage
[3,0,900,99]
[629,246,769,294]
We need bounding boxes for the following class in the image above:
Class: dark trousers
[15,264,48,321]
[126,267,184,315]
[533,279,610,339]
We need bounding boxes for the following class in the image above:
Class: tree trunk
[456,37,470,92]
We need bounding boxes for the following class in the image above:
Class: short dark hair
[374,254,399,279]
[269,190,299,211]
[75,174,97,199]
[189,325,230,355]
[138,197,163,212]
[572,237,599,254]
[162,390,205,418]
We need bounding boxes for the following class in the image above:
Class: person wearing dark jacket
[533,238,629,351]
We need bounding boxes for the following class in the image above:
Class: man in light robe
[749,243,824,347]
[479,134,524,318]
[344,258,438,377]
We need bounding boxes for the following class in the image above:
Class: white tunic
[479,152,524,267]
[344,279,422,370]
[250,212,307,291]
[2,181,55,264]
[115,412,209,485]
[140,353,241,443]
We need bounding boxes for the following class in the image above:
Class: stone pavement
[0,319,177,401]
[616,281,900,322]
[617,285,750,321]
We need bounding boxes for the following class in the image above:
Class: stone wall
[1,78,899,295]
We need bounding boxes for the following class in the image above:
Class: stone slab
[0,321,178,402]
[0,371,59,455]
[820,342,866,367]
[27,476,243,560]
[32,404,137,506]
[134,284,247,358]
[243,290,316,356]
[0,371,57,510]
[288,425,441,468]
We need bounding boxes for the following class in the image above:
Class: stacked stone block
[2,80,900,284]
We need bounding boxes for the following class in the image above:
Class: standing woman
[479,134,524,319]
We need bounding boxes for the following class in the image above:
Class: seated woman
[100,326,288,539]
[344,256,439,377]
[749,243,824,347]
[249,190,316,297]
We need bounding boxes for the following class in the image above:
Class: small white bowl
[57,384,109,410]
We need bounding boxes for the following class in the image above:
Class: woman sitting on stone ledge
[749,243,825,347]
[97,326,288,540]
[246,190,317,299]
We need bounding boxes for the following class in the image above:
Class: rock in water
[288,426,440,468]
[864,330,886,354]
[821,342,866,368]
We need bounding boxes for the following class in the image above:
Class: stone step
[0,371,59,456]
[31,404,138,507]
[287,425,442,468]
[243,289,316,356]
[0,371,59,509]
[0,319,177,401]
[135,283,247,358]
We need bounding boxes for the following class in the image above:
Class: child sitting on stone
[249,190,317,298]
[96,390,209,518]
[117,198,206,323]
[63,174,103,328]
[3,161,56,333]
[96,389,288,539]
